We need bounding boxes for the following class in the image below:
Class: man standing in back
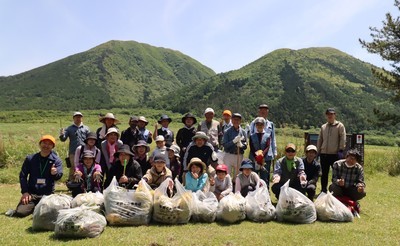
[197,108,222,151]
[317,108,346,193]
[59,112,90,181]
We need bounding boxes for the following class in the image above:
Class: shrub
[388,149,400,176]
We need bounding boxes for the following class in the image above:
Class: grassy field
[0,173,399,245]
[1,111,400,245]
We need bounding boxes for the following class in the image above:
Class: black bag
[65,157,71,168]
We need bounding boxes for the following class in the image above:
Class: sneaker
[5,209,15,217]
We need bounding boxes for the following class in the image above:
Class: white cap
[204,107,215,115]
[306,145,318,152]
[73,111,83,117]
[155,135,165,142]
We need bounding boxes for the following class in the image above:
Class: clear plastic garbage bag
[55,206,107,238]
[191,190,218,223]
[245,180,276,222]
[314,192,353,222]
[217,192,246,223]
[276,180,316,224]
[104,177,153,226]
[153,178,193,224]
[32,194,72,231]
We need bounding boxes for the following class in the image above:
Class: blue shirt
[59,124,90,154]
[185,172,208,192]
[222,126,247,154]
[19,151,63,195]
[249,119,277,159]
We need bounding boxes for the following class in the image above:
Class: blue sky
[0,0,397,76]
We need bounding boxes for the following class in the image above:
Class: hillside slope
[155,47,397,131]
[0,40,215,110]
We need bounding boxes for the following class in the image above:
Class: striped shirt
[331,160,365,188]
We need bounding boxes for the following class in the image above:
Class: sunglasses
[286,149,296,153]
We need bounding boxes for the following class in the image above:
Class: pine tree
[360,0,400,124]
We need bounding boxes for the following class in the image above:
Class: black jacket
[104,159,142,189]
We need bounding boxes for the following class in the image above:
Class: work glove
[232,135,241,144]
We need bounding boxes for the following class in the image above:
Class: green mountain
[154,47,397,132]
[1,41,397,131]
[0,40,215,110]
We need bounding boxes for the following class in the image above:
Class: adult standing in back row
[248,104,277,186]
[317,108,346,193]
[96,113,119,149]
[197,107,222,151]
[59,112,90,181]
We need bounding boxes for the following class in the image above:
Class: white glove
[232,135,241,144]
[236,141,243,148]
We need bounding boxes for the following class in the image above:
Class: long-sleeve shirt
[183,142,217,170]
[156,128,174,147]
[150,147,170,168]
[249,119,277,160]
[59,123,90,154]
[273,156,305,184]
[100,140,124,171]
[19,151,63,195]
[211,174,233,197]
[185,172,208,192]
[331,160,365,188]
[74,144,101,167]
[104,160,142,189]
[222,126,247,154]
[121,127,140,149]
[176,126,196,151]
[235,172,259,194]
[138,128,152,144]
[317,120,346,154]
[143,167,173,188]
[302,157,321,185]
[75,163,102,192]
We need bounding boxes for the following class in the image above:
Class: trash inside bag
[314,192,353,222]
[71,192,104,213]
[191,190,218,223]
[104,177,153,226]
[217,192,246,223]
[32,194,72,231]
[245,180,275,222]
[153,178,193,224]
[275,180,316,224]
[54,206,107,238]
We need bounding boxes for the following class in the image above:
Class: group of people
[6,105,366,218]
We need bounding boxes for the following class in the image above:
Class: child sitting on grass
[143,154,173,189]
[210,164,232,201]
[72,150,102,197]
[235,159,260,197]
[184,158,209,192]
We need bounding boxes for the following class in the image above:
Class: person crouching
[210,164,233,201]
[104,145,142,189]
[185,158,209,192]
[271,143,307,200]
[72,150,102,197]
[235,159,260,197]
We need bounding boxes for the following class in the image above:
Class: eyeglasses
[285,149,296,153]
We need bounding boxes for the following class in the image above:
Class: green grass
[0,173,399,245]
[1,118,400,244]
